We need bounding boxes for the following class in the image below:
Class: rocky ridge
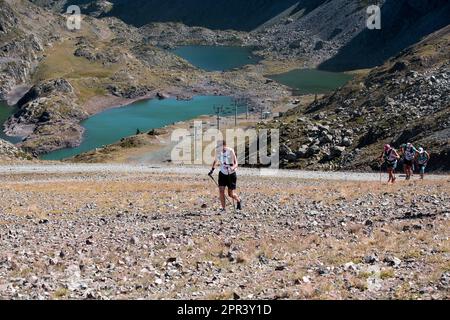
[38,0,450,71]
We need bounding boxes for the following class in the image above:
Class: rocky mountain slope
[31,0,307,31]
[32,0,450,71]
[266,25,450,172]
[319,0,450,71]
[0,165,448,299]
[249,0,450,70]
[0,0,62,100]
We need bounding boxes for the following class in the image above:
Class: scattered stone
[275,265,286,271]
[364,254,378,264]
[383,256,401,267]
[130,236,139,245]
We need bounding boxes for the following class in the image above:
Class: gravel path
[0,164,448,182]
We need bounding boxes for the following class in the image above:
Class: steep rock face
[0,35,42,100]
[0,1,36,99]
[253,0,450,70]
[32,0,113,17]
[252,0,369,66]
[0,0,17,34]
[265,25,450,172]
[106,0,305,31]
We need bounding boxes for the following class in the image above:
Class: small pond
[172,45,261,71]
[267,69,353,94]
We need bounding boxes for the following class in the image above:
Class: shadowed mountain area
[107,0,303,30]
[319,0,450,71]
[31,0,317,31]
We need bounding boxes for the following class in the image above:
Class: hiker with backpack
[380,144,400,184]
[415,147,431,180]
[209,140,242,212]
[400,142,418,180]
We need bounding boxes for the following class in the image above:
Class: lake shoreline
[63,92,314,164]
[2,54,305,157]
[34,64,324,160]
[82,83,236,117]
[42,95,241,161]
[1,84,225,149]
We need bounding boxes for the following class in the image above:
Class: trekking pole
[208,173,219,186]
[379,162,383,184]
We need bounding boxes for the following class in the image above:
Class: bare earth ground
[0,165,449,300]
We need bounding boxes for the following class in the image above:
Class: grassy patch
[32,40,118,103]
[53,287,69,299]
[380,269,395,280]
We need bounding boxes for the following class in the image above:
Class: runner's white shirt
[385,149,398,162]
[404,146,417,161]
[217,147,236,175]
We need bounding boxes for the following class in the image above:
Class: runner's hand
[208,169,214,176]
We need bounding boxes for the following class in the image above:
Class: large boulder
[17,79,74,108]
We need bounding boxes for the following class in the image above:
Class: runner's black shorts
[218,172,237,190]
[386,160,397,170]
[404,159,413,167]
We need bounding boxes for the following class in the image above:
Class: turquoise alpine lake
[172,45,261,71]
[42,96,242,161]
[0,101,22,144]
[268,69,353,94]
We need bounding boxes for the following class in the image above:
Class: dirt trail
[0,164,448,182]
